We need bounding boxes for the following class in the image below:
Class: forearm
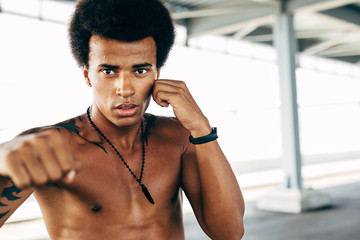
[0,176,10,191]
[0,176,13,227]
[153,79,244,237]
[194,140,244,239]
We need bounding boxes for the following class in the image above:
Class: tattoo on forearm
[0,210,10,219]
[0,182,22,219]
[1,184,22,201]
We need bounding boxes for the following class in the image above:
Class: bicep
[0,178,34,226]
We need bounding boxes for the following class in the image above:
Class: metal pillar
[274,1,303,190]
[257,0,331,213]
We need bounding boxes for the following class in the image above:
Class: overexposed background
[1,13,360,164]
[1,4,360,240]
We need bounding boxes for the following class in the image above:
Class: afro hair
[69,0,175,69]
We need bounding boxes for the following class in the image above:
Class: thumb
[62,161,82,184]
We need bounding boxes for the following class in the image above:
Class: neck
[88,105,142,149]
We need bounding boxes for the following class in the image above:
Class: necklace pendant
[141,184,154,204]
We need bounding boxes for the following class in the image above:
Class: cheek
[92,81,114,101]
[138,80,155,97]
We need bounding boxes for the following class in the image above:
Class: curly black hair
[69,0,175,69]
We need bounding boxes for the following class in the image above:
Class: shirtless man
[0,0,244,239]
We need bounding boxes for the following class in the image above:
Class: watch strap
[189,127,218,145]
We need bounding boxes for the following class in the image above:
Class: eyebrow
[97,63,153,69]
[97,64,120,69]
[132,62,153,69]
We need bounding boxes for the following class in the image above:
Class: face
[84,35,159,127]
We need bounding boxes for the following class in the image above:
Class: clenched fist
[152,79,212,137]
[0,129,81,188]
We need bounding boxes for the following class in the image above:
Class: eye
[102,69,115,75]
[135,68,149,75]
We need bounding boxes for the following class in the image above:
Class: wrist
[188,118,212,138]
[189,127,218,145]
[189,126,212,138]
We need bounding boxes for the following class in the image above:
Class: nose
[115,73,135,98]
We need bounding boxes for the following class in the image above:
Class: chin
[113,114,144,128]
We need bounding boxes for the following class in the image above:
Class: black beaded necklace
[86,107,154,204]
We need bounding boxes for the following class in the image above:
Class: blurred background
[0,0,360,239]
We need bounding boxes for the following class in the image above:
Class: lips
[114,103,139,117]
[116,103,138,110]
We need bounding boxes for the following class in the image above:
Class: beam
[172,6,265,19]
[320,48,360,57]
[187,7,275,37]
[323,51,360,57]
[303,31,356,55]
[185,0,356,38]
[244,28,347,42]
[207,0,278,9]
[233,22,262,39]
[288,0,359,13]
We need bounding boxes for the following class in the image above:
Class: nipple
[91,203,102,213]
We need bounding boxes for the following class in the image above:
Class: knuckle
[61,161,73,172]
[59,156,73,171]
[49,169,62,181]
[34,175,48,185]
[3,153,20,173]
[17,178,31,188]
[29,135,46,148]
[20,141,32,149]
[5,150,18,161]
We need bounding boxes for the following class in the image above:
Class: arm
[0,128,80,227]
[181,135,244,239]
[0,177,33,227]
[153,80,245,239]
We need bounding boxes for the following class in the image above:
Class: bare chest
[35,137,183,219]
[75,139,182,205]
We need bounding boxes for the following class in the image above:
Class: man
[0,0,244,239]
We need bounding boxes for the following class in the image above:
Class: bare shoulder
[19,114,86,139]
[145,114,190,146]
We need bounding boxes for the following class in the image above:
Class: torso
[33,113,189,240]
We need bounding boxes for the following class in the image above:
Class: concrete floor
[184,181,360,240]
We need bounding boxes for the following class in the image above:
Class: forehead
[88,35,157,64]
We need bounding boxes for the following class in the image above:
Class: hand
[152,79,211,137]
[0,129,81,188]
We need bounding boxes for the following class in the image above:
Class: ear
[83,65,92,87]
